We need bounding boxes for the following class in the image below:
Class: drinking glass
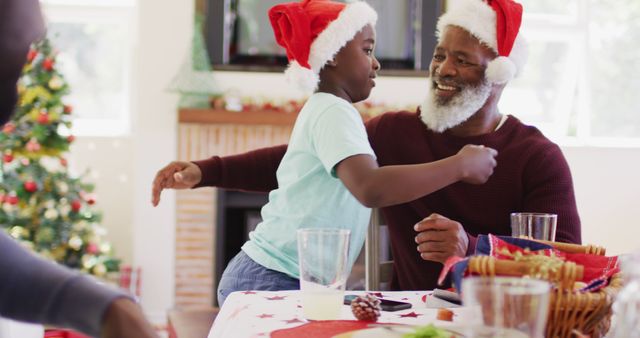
[297,228,350,320]
[462,277,551,338]
[510,213,557,241]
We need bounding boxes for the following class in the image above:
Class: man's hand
[101,298,158,338]
[151,161,202,206]
[414,214,469,263]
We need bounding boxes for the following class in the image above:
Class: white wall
[68,137,134,265]
[563,147,640,255]
[129,0,191,324]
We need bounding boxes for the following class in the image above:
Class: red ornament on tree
[87,243,99,254]
[67,135,75,143]
[60,157,68,167]
[86,195,96,205]
[27,49,38,62]
[6,195,19,205]
[26,139,41,152]
[3,153,13,163]
[71,200,82,212]
[37,112,50,124]
[42,58,55,71]
[63,105,73,114]
[24,181,38,193]
[2,122,15,134]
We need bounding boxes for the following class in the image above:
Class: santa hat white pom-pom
[485,56,517,85]
[285,60,319,94]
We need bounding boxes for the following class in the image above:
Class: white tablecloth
[207,290,469,338]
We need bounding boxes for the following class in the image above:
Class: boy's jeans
[217,250,299,307]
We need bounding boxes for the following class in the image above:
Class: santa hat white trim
[284,1,378,93]
[285,60,320,94]
[436,0,528,84]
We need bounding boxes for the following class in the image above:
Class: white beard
[419,80,492,133]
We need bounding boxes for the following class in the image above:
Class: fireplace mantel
[179,108,297,126]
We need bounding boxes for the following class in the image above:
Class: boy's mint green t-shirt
[242,92,375,279]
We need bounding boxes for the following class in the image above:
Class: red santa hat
[436,0,528,84]
[269,0,377,93]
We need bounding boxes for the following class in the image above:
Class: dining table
[207,290,471,338]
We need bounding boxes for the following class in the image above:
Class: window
[500,0,640,145]
[41,0,136,136]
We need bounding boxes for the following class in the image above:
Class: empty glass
[297,228,350,320]
[510,212,557,241]
[462,277,551,338]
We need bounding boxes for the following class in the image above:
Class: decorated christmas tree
[0,38,120,277]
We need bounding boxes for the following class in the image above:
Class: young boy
[156,0,497,306]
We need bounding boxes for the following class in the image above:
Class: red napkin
[271,320,392,338]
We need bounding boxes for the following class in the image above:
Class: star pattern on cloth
[370,292,384,298]
[257,314,274,319]
[242,291,257,295]
[229,304,249,320]
[399,311,422,318]
[283,318,305,324]
[266,295,287,301]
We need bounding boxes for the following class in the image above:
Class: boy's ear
[326,58,338,67]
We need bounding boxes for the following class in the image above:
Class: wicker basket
[467,251,623,338]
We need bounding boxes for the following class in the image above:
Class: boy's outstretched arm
[151,116,396,206]
[335,145,497,208]
[151,145,288,206]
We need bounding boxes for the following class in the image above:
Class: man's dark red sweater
[194,111,581,291]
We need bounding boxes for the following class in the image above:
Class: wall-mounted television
[205,0,443,74]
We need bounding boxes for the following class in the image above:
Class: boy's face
[331,24,380,103]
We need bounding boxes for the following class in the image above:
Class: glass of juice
[297,228,350,320]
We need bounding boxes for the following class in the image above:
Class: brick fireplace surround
[175,109,295,308]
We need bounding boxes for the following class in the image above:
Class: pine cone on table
[350,294,381,322]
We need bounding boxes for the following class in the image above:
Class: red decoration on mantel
[399,311,422,318]
[208,96,415,119]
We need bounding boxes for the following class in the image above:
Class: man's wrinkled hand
[414,213,469,263]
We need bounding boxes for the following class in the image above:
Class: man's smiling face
[430,25,496,104]
[419,26,497,132]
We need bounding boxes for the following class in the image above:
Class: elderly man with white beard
[151,0,581,291]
